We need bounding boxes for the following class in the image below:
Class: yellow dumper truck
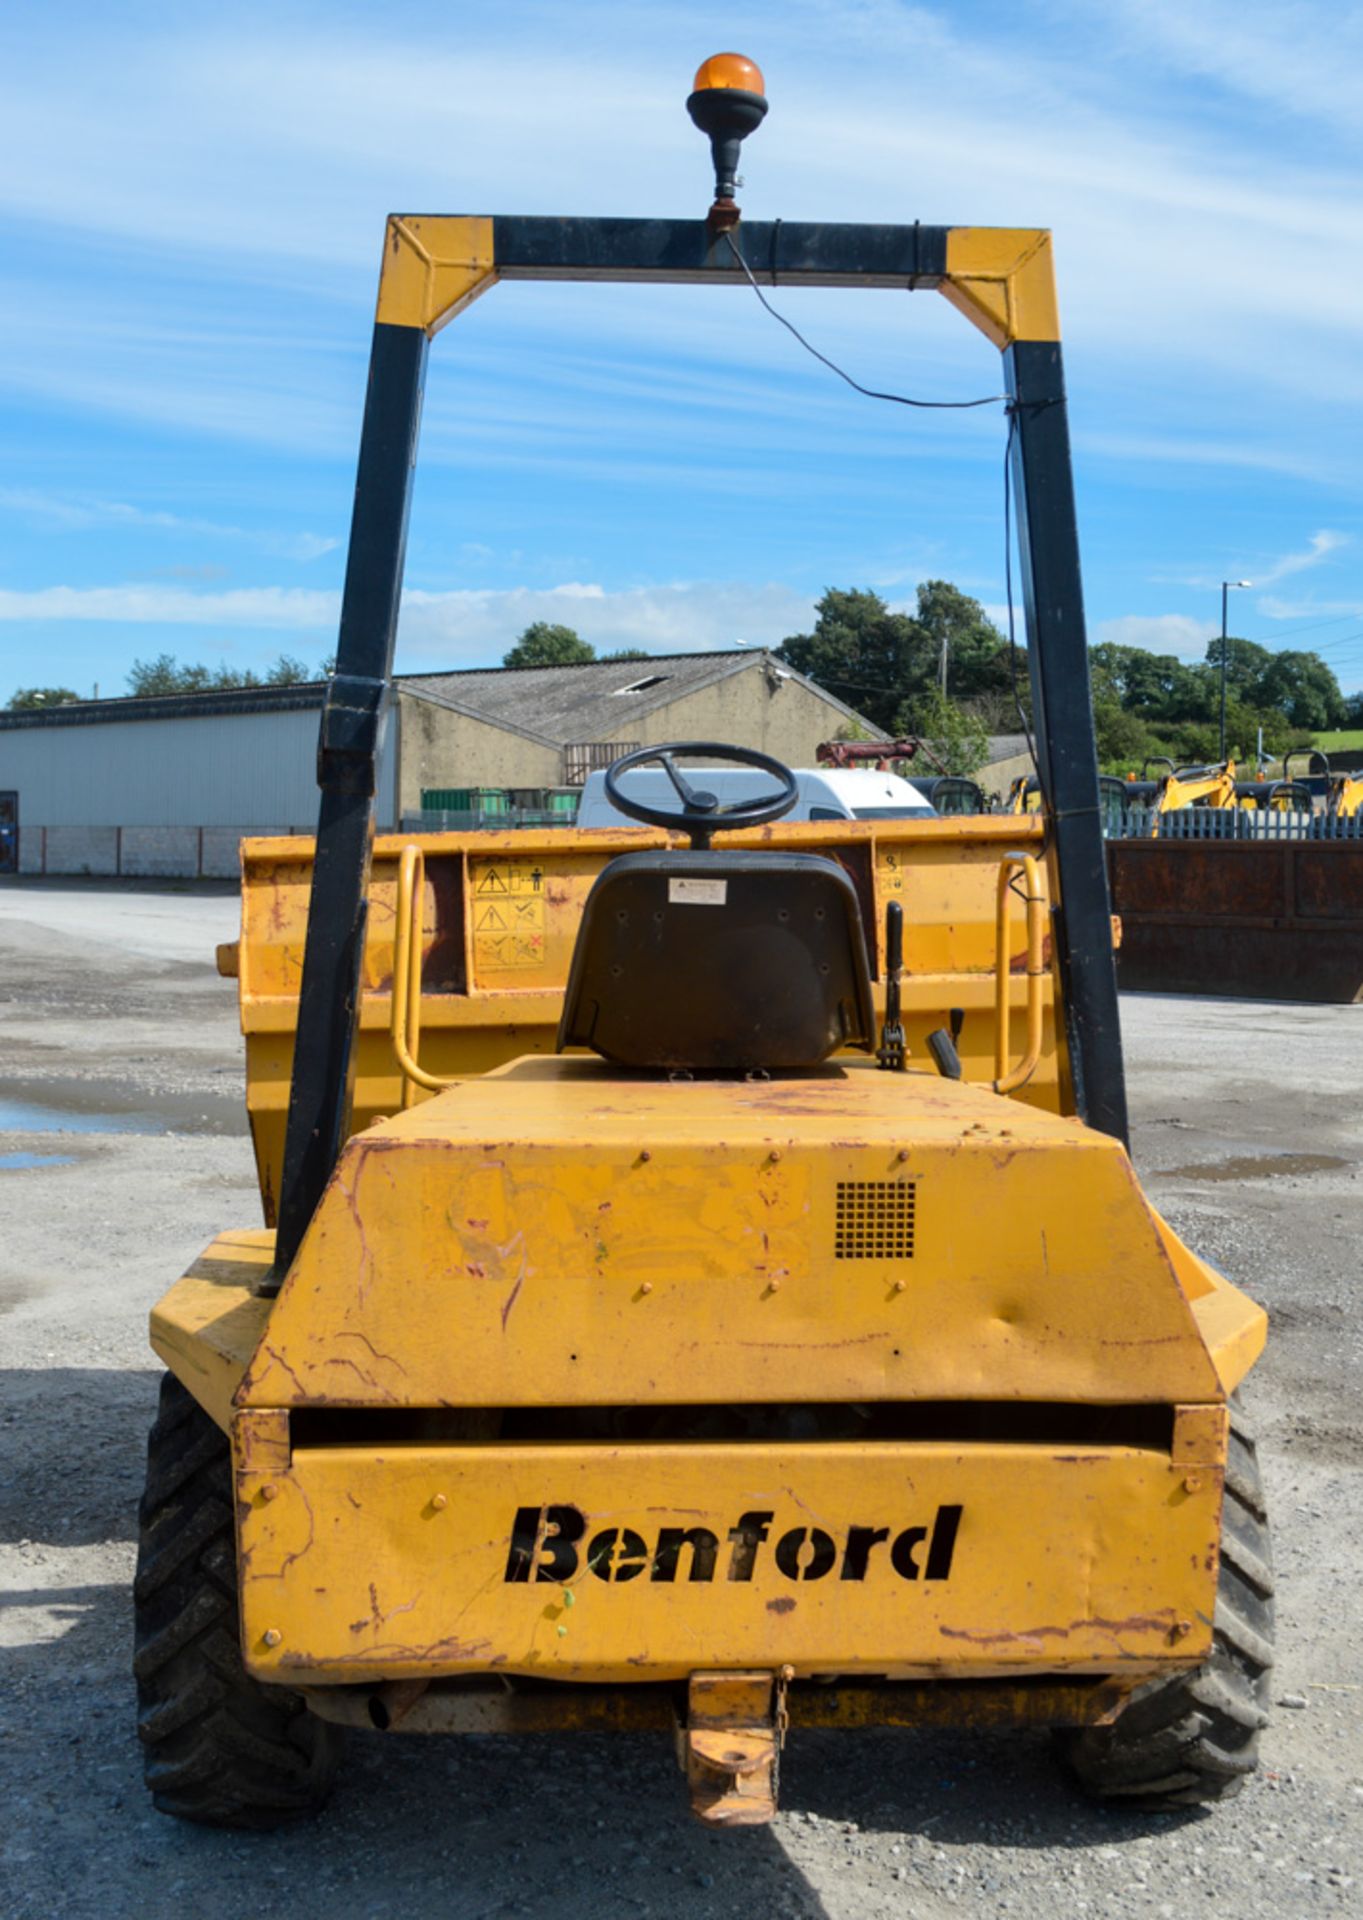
[135,56,1271,1830]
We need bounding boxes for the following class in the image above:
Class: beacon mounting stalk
[687,52,768,231]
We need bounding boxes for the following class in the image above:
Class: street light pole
[1219,579,1253,764]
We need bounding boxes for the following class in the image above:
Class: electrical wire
[723,231,1360,718]
[725,228,1048,768]
[724,231,1007,411]
[1237,608,1362,642]
[724,226,1017,732]
[1292,627,1363,659]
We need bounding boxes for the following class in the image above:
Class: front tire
[1058,1397,1274,1809]
[134,1373,342,1827]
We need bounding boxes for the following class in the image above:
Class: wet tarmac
[0,1095,167,1136]
[1161,1151,1354,1182]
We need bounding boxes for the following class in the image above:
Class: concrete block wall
[120,827,202,878]
[16,826,295,878]
[201,829,256,879]
[42,827,121,875]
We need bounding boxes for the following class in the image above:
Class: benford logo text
[504,1505,963,1585]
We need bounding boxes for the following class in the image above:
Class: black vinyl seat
[557,850,876,1071]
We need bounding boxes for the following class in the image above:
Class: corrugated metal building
[0,685,397,877]
[0,651,876,877]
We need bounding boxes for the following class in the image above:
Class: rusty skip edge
[298,1674,1139,1736]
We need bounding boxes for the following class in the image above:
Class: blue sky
[1,0,1361,705]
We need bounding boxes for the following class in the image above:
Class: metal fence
[401,808,569,834]
[1115,807,1363,842]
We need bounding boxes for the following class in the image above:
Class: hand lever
[877,901,907,1072]
[927,1006,965,1080]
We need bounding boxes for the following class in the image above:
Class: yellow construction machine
[1121,759,1308,836]
[1153,760,1238,825]
[136,57,1272,1832]
[1329,770,1363,818]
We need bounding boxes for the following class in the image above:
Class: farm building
[0,649,878,877]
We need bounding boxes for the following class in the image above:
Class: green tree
[126,652,317,696]
[898,685,990,777]
[778,583,1017,734]
[1203,635,1272,694]
[503,622,595,669]
[264,653,315,685]
[1251,649,1345,731]
[7,686,79,709]
[915,579,1013,699]
[1090,644,1210,725]
[128,653,195,695]
[778,588,929,733]
[600,647,650,662]
[1091,697,1153,772]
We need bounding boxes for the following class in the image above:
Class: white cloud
[1093,614,1214,661]
[397,581,816,663]
[2,5,1361,373]
[0,584,339,629]
[1258,595,1363,622]
[1077,433,1350,488]
[1253,529,1349,587]
[0,488,338,562]
[1102,0,1363,138]
[0,577,819,662]
[0,0,1358,681]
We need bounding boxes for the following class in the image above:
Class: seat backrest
[557,850,876,1070]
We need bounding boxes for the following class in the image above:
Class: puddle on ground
[1160,1152,1352,1183]
[0,1096,166,1136]
[0,1150,78,1171]
[0,1074,243,1138]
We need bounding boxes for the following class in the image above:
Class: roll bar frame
[270,213,1127,1277]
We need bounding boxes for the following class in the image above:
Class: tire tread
[1058,1397,1274,1810]
[134,1373,341,1828]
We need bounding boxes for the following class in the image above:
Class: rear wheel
[134,1373,342,1827]
[1058,1397,1274,1809]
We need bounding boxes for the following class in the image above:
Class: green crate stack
[421,787,510,814]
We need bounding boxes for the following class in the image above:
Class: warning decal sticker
[470,861,546,973]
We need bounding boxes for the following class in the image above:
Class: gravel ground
[1,877,1360,1920]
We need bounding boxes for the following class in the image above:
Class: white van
[575,765,936,828]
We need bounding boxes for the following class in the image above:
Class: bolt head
[263,1628,282,1648]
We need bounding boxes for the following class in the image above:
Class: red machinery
[816,737,948,773]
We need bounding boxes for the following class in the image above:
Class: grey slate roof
[0,651,879,744]
[399,650,878,747]
[983,733,1033,764]
[0,682,326,731]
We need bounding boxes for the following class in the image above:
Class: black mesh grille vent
[835,1180,916,1259]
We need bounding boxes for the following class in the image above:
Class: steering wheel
[604,741,800,848]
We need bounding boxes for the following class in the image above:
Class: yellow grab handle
[993,851,1046,1095]
[391,844,459,1101]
